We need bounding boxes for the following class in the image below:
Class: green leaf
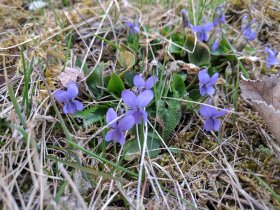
[74,105,108,127]
[123,139,140,161]
[108,73,125,97]
[172,73,186,97]
[188,89,201,101]
[157,99,181,140]
[123,133,161,161]
[76,58,105,98]
[244,45,257,55]
[186,36,210,66]
[75,58,89,75]
[86,63,104,99]
[210,38,237,65]
[186,89,201,111]
[127,34,140,52]
[169,33,185,54]
[124,71,135,87]
[168,147,182,154]
[176,71,187,81]
[61,0,69,6]
[185,96,195,110]
[161,26,172,36]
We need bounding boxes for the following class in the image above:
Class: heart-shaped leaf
[169,33,185,54]
[172,73,186,97]
[123,133,161,161]
[186,36,210,66]
[86,63,104,99]
[108,73,125,97]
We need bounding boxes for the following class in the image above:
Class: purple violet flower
[54,82,84,114]
[121,89,154,124]
[247,19,258,41]
[211,29,222,51]
[198,69,219,96]
[264,47,279,68]
[192,22,214,42]
[126,22,140,34]
[241,16,258,41]
[241,15,249,33]
[200,105,227,132]
[181,9,192,28]
[213,6,226,26]
[105,108,134,145]
[212,38,221,51]
[133,74,158,91]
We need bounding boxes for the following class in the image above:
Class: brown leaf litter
[240,74,280,144]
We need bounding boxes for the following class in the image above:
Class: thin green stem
[3,57,27,129]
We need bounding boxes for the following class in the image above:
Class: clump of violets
[198,69,219,96]
[192,22,214,42]
[181,9,192,28]
[241,15,258,41]
[105,108,134,145]
[105,74,158,145]
[200,104,227,132]
[133,74,158,91]
[126,22,140,34]
[213,5,226,26]
[264,47,279,68]
[54,82,84,114]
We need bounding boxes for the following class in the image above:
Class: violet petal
[140,109,148,123]
[213,119,221,131]
[213,110,227,118]
[112,129,123,143]
[204,118,214,131]
[63,103,69,114]
[199,86,207,96]
[122,90,137,109]
[145,76,158,89]
[118,114,135,131]
[54,90,68,103]
[117,132,126,145]
[206,86,215,96]
[66,101,77,114]
[105,129,115,142]
[106,108,118,128]
[202,22,214,32]
[192,25,202,33]
[198,69,210,84]
[73,100,84,111]
[200,105,213,117]
[208,73,219,85]
[66,82,79,99]
[133,110,144,124]
[133,75,145,88]
[212,39,221,51]
[136,90,154,108]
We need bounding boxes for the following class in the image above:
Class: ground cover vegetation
[0,0,280,209]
